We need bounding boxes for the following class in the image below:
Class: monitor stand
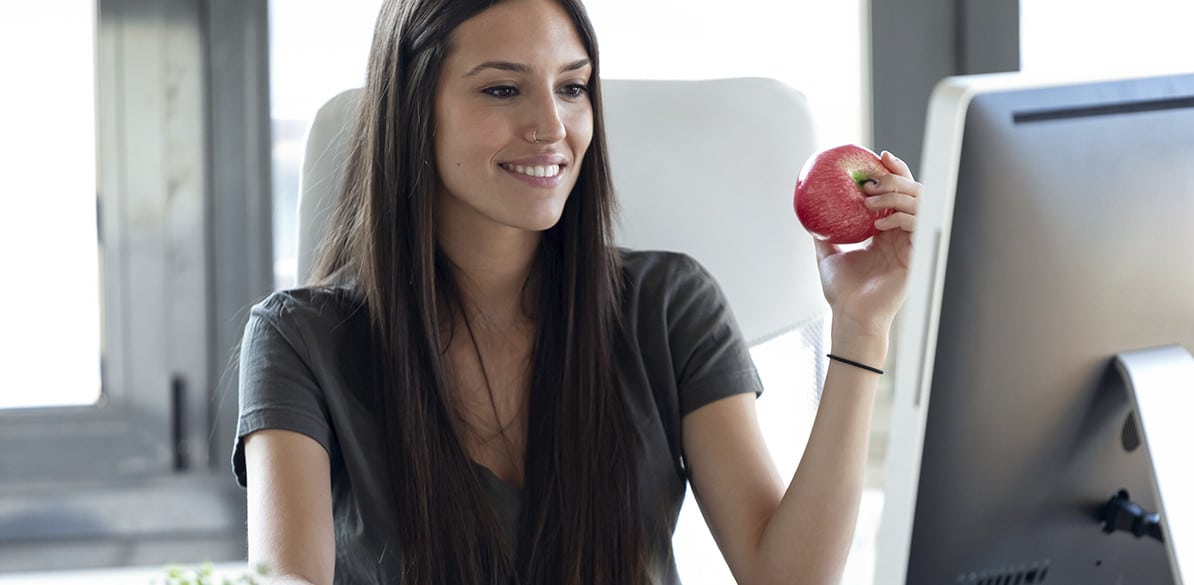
[1115,344,1194,585]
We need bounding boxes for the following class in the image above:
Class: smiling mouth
[500,163,562,178]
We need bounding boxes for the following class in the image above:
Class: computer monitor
[874,72,1194,585]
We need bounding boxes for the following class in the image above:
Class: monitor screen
[874,72,1194,585]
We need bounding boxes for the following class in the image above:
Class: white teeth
[503,163,560,178]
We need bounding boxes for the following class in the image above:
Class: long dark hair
[310,1,648,583]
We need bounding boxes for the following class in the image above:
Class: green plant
[150,562,269,585]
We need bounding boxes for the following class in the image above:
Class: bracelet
[827,353,884,375]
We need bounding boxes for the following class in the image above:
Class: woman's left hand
[815,150,920,338]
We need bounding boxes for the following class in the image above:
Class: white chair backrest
[296,77,826,346]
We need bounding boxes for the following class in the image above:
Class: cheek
[432,104,454,168]
[435,111,495,173]
[432,135,461,190]
[568,110,595,158]
[448,112,508,160]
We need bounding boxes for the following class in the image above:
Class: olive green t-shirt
[232,249,764,584]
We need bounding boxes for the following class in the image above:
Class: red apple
[793,144,892,244]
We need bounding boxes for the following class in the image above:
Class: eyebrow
[464,58,592,77]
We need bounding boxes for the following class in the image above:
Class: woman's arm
[683,151,918,585]
[243,429,336,585]
[682,331,886,585]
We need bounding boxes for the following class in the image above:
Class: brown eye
[483,86,518,98]
[560,84,589,99]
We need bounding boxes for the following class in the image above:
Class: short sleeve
[231,294,334,487]
[665,255,764,417]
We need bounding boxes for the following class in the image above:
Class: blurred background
[0,0,1191,582]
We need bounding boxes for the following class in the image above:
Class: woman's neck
[436,220,540,327]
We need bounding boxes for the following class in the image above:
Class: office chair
[295,77,827,350]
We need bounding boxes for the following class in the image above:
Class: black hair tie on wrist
[827,353,884,375]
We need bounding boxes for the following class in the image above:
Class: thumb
[814,237,840,262]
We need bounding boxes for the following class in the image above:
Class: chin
[514,192,572,232]
[517,208,567,233]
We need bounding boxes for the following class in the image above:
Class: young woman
[233,0,920,583]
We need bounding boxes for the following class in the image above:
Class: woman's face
[433,0,594,238]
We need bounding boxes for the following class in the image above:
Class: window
[586,1,867,148]
[0,0,272,573]
[1021,1,1194,77]
[0,2,101,409]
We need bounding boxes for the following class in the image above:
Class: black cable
[1100,489,1165,543]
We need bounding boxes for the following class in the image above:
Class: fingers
[880,150,913,179]
[864,172,920,199]
[864,190,918,216]
[864,151,921,231]
[875,211,916,232]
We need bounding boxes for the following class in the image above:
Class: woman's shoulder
[618,247,717,298]
[618,247,708,285]
[249,284,368,336]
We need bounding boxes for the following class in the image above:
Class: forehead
[446,0,589,66]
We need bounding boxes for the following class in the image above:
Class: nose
[525,90,566,144]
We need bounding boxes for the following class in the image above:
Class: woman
[233,0,920,583]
